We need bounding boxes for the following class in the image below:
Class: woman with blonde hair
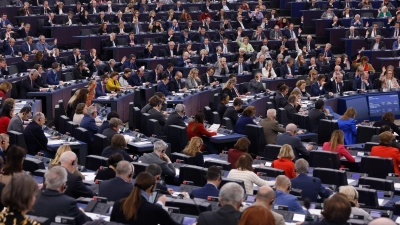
[167,9,176,21]
[322,130,355,163]
[306,69,318,86]
[49,145,85,179]
[125,3,134,13]
[199,49,210,65]
[182,137,204,167]
[339,186,373,221]
[338,107,357,144]
[186,68,203,89]
[0,81,11,100]
[271,144,296,178]
[293,80,311,99]
[380,67,400,89]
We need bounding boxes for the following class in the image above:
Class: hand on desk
[158,195,167,205]
[306,144,313,150]
[325,108,330,115]
[168,188,174,194]
[40,88,49,92]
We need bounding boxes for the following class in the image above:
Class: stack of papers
[292,214,306,222]
[82,172,96,181]
[85,213,110,222]
[97,96,110,100]
[48,140,65,145]
[133,141,152,145]
[208,124,220,132]
[347,179,355,184]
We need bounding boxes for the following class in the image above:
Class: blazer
[68,55,82,65]
[186,76,202,89]
[199,44,215,54]
[102,128,118,142]
[223,106,239,126]
[275,93,288,108]
[233,115,256,134]
[7,114,24,133]
[99,177,134,201]
[157,82,172,96]
[367,40,386,50]
[373,120,400,138]
[143,49,156,58]
[352,77,373,91]
[72,67,90,80]
[35,75,48,88]
[199,73,217,86]
[272,158,296,178]
[167,77,182,93]
[269,30,283,40]
[164,111,186,135]
[291,173,333,202]
[365,28,381,38]
[338,118,357,145]
[322,143,356,162]
[140,152,175,177]
[130,73,146,87]
[276,132,310,159]
[23,120,47,155]
[148,70,161,83]
[216,103,227,121]
[248,79,265,94]
[17,59,31,73]
[274,190,308,213]
[328,20,344,28]
[197,205,240,225]
[17,29,35,39]
[102,147,133,162]
[29,189,92,225]
[20,77,40,99]
[148,108,167,128]
[371,145,400,175]
[95,167,116,181]
[260,118,286,144]
[280,64,295,79]
[308,108,327,133]
[311,82,327,97]
[2,41,18,56]
[284,104,297,123]
[110,196,178,225]
[324,78,345,94]
[46,70,59,85]
[187,121,216,140]
[95,82,110,98]
[192,183,220,200]
[80,114,99,141]
[232,62,250,74]
[61,16,77,25]
[64,168,95,199]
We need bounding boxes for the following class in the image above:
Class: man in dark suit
[46,48,62,67]
[167,71,185,93]
[276,123,313,160]
[148,94,167,128]
[164,104,186,135]
[17,23,35,38]
[72,60,90,79]
[131,19,143,34]
[39,1,52,15]
[126,32,139,46]
[2,39,19,56]
[88,58,104,76]
[80,105,99,141]
[251,26,266,41]
[324,73,345,94]
[275,84,289,108]
[231,56,249,74]
[352,71,373,91]
[67,48,82,65]
[306,0,320,9]
[298,34,316,52]
[61,12,77,25]
[30,166,93,225]
[84,49,97,64]
[284,95,297,123]
[173,1,183,11]
[196,182,242,225]
[102,117,122,141]
[367,35,386,50]
[129,68,149,87]
[148,64,164,83]
[154,1,166,12]
[249,72,267,94]
[199,37,215,54]
[280,58,295,79]
[285,23,299,40]
[0,58,9,77]
[99,161,134,201]
[96,11,108,24]
[200,67,218,86]
[344,26,360,38]
[365,23,381,38]
[194,27,210,43]
[23,112,48,156]
[308,100,328,133]
[217,94,229,121]
[192,166,222,199]
[179,29,192,44]
[60,151,95,198]
[223,98,243,126]
[20,69,47,99]
[105,33,119,47]
[1,25,16,41]
[96,74,111,97]
[20,37,37,55]
[291,159,333,202]
[341,0,351,8]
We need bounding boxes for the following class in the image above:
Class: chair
[239,82,249,94]
[167,125,188,153]
[11,81,20,99]
[133,107,141,131]
[222,117,233,130]
[364,142,379,152]
[23,158,45,173]
[117,38,126,46]
[37,19,45,35]
[309,151,341,170]
[81,29,92,36]
[354,187,379,208]
[129,102,134,130]
[204,160,231,171]
[64,72,74,81]
[54,105,61,130]
[204,106,213,124]
[7,131,27,151]
[85,155,108,171]
[148,119,165,138]
[356,126,379,144]
[58,100,66,116]
[312,168,348,188]
[143,38,156,44]
[74,127,92,154]
[59,115,70,134]
[264,144,282,161]
[220,178,245,192]
[93,134,110,156]
[212,112,221,124]
[66,121,79,137]
[318,119,338,145]
[134,89,142,108]
[360,156,394,179]
[277,108,289,125]
[166,198,212,216]
[244,124,266,156]
[361,12,373,18]
[254,167,285,177]
[171,152,192,163]
[8,65,18,75]
[358,176,395,192]
[131,162,150,178]
[178,164,207,186]
[141,113,151,136]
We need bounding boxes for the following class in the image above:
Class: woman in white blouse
[73,103,86,125]
[227,153,274,194]
[262,61,276,79]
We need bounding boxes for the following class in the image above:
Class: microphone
[303,198,314,222]
[189,194,202,216]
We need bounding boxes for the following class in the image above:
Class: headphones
[287,185,292,192]
[353,188,358,200]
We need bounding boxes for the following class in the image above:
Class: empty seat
[131,162,150,178]
[167,125,188,153]
[166,198,211,216]
[7,131,27,152]
[277,108,288,125]
[179,165,207,186]
[254,167,285,177]
[309,151,341,170]
[204,160,231,171]
[141,113,151,136]
[318,119,338,145]
[360,156,394,179]
[129,102,134,130]
[264,144,282,161]
[73,127,92,154]
[66,121,79,137]
[220,177,245,192]
[85,155,108,171]
[356,126,379,144]
[313,168,348,189]
[59,115,70,134]
[204,107,213,124]
[23,157,45,173]
[222,117,233,130]
[358,176,395,192]
[92,134,110,156]
[171,152,191,163]
[212,112,221,124]
[244,124,266,156]
[133,107,141,131]
[355,187,379,208]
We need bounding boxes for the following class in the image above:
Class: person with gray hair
[149,64,164,83]
[102,117,123,141]
[80,105,99,141]
[197,182,243,225]
[30,166,93,225]
[275,175,307,213]
[99,161,135,201]
[23,112,49,156]
[276,123,313,159]
[60,151,94,199]
[260,109,286,144]
[214,57,229,76]
[20,68,48,98]
[254,186,285,225]
[140,140,176,177]
[163,104,186,135]
[291,159,333,202]
[339,185,373,222]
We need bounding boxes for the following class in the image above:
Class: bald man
[255,186,285,225]
[368,218,396,225]
[276,123,313,160]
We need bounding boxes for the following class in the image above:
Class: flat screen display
[368,95,400,117]
[182,217,197,225]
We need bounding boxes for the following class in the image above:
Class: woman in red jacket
[0,82,11,100]
[371,131,400,176]
[199,9,212,22]
[187,112,217,152]
[0,103,14,134]
[271,144,296,178]
[322,130,355,163]
[228,137,251,169]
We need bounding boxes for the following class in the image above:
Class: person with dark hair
[371,125,400,149]
[223,98,243,126]
[0,103,14,134]
[98,111,120,134]
[96,74,112,98]
[95,153,124,181]
[311,74,328,96]
[192,166,222,199]
[72,60,90,80]
[99,161,135,201]
[187,111,216,140]
[8,106,31,133]
[148,96,167,128]
[371,131,400,175]
[110,172,177,224]
[284,95,297,123]
[102,118,123,141]
[308,99,328,133]
[373,112,400,139]
[217,93,229,121]
[141,92,166,113]
[80,105,99,141]
[234,106,256,134]
[275,84,289,108]
[70,88,89,118]
[145,164,171,195]
[102,134,133,162]
[23,112,49,156]
[0,145,25,186]
[157,73,173,96]
[228,137,250,169]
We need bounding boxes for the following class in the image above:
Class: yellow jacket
[106,79,120,91]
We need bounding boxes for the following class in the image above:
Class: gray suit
[214,61,229,76]
[248,79,266,94]
[271,210,286,225]
[260,118,286,144]
[269,30,283,40]
[7,114,24,133]
[186,76,202,89]
[276,132,310,159]
[140,152,176,177]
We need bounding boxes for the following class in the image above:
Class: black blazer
[167,77,182,93]
[29,189,92,225]
[20,77,40,99]
[197,205,241,225]
[17,29,35,39]
[164,111,186,135]
[35,75,49,88]
[72,67,90,80]
[199,73,217,86]
[148,70,161,83]
[284,104,297,123]
[17,60,30,73]
[64,169,95,199]
[324,78,345,93]
[99,177,134,202]
[216,102,227,121]
[373,120,400,140]
[308,108,327,133]
[22,120,47,155]
[275,93,288,108]
[221,88,238,100]
[223,106,239,126]
[148,108,166,127]
[110,196,178,225]
[94,167,116,181]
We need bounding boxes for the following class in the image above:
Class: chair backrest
[312,168,348,188]
[167,125,188,153]
[141,113,151,136]
[179,164,207,186]
[204,160,232,171]
[357,126,379,144]
[239,82,249,94]
[166,198,212,216]
[23,157,45,173]
[131,162,150,178]
[54,105,61,130]
[134,89,143,108]
[66,121,79,137]
[309,151,341,170]
[360,156,394,179]
[264,144,282,161]
[85,155,108,171]
[318,119,338,145]
[74,127,92,154]
[354,187,379,208]
[204,106,213,124]
[222,117,233,130]
[129,102,134,130]
[212,112,221,125]
[59,115,70,134]
[133,107,141,131]
[277,108,288,125]
[81,29,92,36]
[64,72,74,81]
[58,100,66,116]
[93,134,110,156]
[11,81,20,99]
[244,124,266,156]
[254,167,285,177]
[7,131,27,151]
[211,93,220,111]
[8,65,18,75]
[364,142,379,152]
[220,177,245,192]
[358,176,395,192]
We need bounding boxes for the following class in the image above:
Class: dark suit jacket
[311,82,327,96]
[275,93,288,108]
[232,63,249,74]
[95,82,110,98]
[72,67,90,80]
[2,41,18,56]
[30,189,92,225]
[104,39,119,47]
[199,44,215,54]
[39,7,52,15]
[352,77,373,91]
[280,64,295,78]
[102,128,118,141]
[17,29,35,39]
[80,114,99,141]
[216,102,227,121]
[308,108,327,133]
[157,82,172,96]
[164,111,186,135]
[367,40,386,50]
[284,104,297,123]
[324,78,345,93]
[20,77,40,99]
[61,16,77,25]
[345,30,360,38]
[99,177,134,201]
[276,132,310,159]
[192,183,220,200]
[35,75,48,88]
[23,120,47,155]
[365,29,381,38]
[223,106,239,126]
[328,20,344,28]
[149,108,166,127]
[130,73,146,86]
[291,173,332,202]
[17,59,30,73]
[199,73,217,86]
[197,205,241,225]
[148,70,161,83]
[67,55,82,65]
[167,77,182,93]
[248,79,266,94]
[64,169,95,199]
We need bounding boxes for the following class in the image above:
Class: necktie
[258,34,261,41]
[28,44,30,51]
[177,80,181,89]
[239,63,242,74]
[102,84,105,93]
[112,41,115,47]
[307,42,310,51]
[361,80,365,90]
[155,73,158,81]
[373,30,376,37]
[31,79,33,87]
[396,29,398,37]
[223,45,227,53]
[207,76,210,83]
[292,31,295,39]
[337,83,340,93]
[233,87,240,97]
[136,25,139,34]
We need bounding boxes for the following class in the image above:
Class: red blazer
[371,145,400,175]
[228,149,245,169]
[0,116,10,134]
[187,121,216,141]
[0,90,7,100]
[322,142,356,163]
[271,158,296,178]
[199,13,211,22]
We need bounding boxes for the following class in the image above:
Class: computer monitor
[368,94,400,120]
[337,96,369,122]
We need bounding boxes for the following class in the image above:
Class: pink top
[322,142,356,163]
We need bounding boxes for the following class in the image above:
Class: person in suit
[98,111,120,135]
[131,18,143,35]
[99,161,134,201]
[122,54,138,71]
[284,95,297,123]
[269,25,283,40]
[2,39,19,56]
[148,95,167,128]
[199,67,218,86]
[23,112,48,156]
[20,37,37,55]
[30,166,93,225]
[45,63,61,86]
[308,100,328,133]
[104,33,119,47]
[254,186,286,225]
[280,58,295,79]
[234,106,257,135]
[1,25,16,41]
[61,12,77,26]
[167,71,183,92]
[8,106,31,133]
[276,124,313,160]
[338,107,357,145]
[44,13,56,26]
[311,74,328,96]
[59,151,95,198]
[102,118,122,141]
[178,29,192,44]
[95,74,111,98]
[126,32,138,47]
[165,41,179,58]
[129,68,149,87]
[156,73,173,97]
[40,1,52,15]
[164,63,175,79]
[367,35,386,50]
[110,172,177,225]
[223,98,243,127]
[79,105,99,141]
[365,23,381,38]
[345,26,360,38]
[192,165,221,199]
[214,57,229,76]
[217,94,229,121]
[19,69,47,99]
[0,59,8,78]
[17,23,35,39]
[328,16,343,28]
[145,164,171,195]
[163,104,186,135]
[352,71,372,91]
[67,48,82,65]
[148,64,163,83]
[274,175,308,213]
[306,0,320,9]
[0,14,12,28]
[324,73,345,94]
[232,56,250,75]
[291,159,333,202]
[72,60,90,80]
[275,84,289,108]
[140,140,176,177]
[249,72,267,94]
[371,131,400,176]
[199,37,215,54]
[260,109,286,144]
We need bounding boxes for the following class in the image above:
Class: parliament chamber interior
[1,0,400,224]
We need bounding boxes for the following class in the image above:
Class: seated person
[217,94,229,121]
[276,124,312,160]
[271,145,296,178]
[102,134,134,162]
[0,145,25,185]
[182,137,204,167]
[338,107,357,145]
[260,109,286,145]
[338,185,373,222]
[106,72,121,92]
[102,118,123,141]
[234,106,257,134]
[145,164,172,195]
[284,95,298,123]
[72,103,86,125]
[187,111,217,141]
[191,166,222,200]
[228,137,251,169]
[98,111,120,134]
[275,84,289,108]
[79,105,99,141]
[308,99,328,133]
[140,140,176,177]
[274,175,307,213]
[322,130,355,162]
[99,161,134,201]
[163,104,186,135]
[371,125,400,149]
[371,131,400,176]
[95,153,124,181]
[148,96,167,128]
[23,112,48,156]
[352,71,373,91]
[223,98,243,126]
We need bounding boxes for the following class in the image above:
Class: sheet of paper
[394,183,400,189]
[44,133,51,137]
[395,217,400,223]
[308,209,322,216]
[175,168,180,176]
[175,93,185,96]
[85,213,110,222]
[357,152,364,157]
[265,162,272,167]
[285,223,297,225]
[347,179,355,184]
[292,214,306,222]
[134,141,152,145]
[47,140,65,145]
[214,133,225,137]
[208,124,220,132]
[65,141,80,145]
[97,96,110,100]
[378,198,384,206]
